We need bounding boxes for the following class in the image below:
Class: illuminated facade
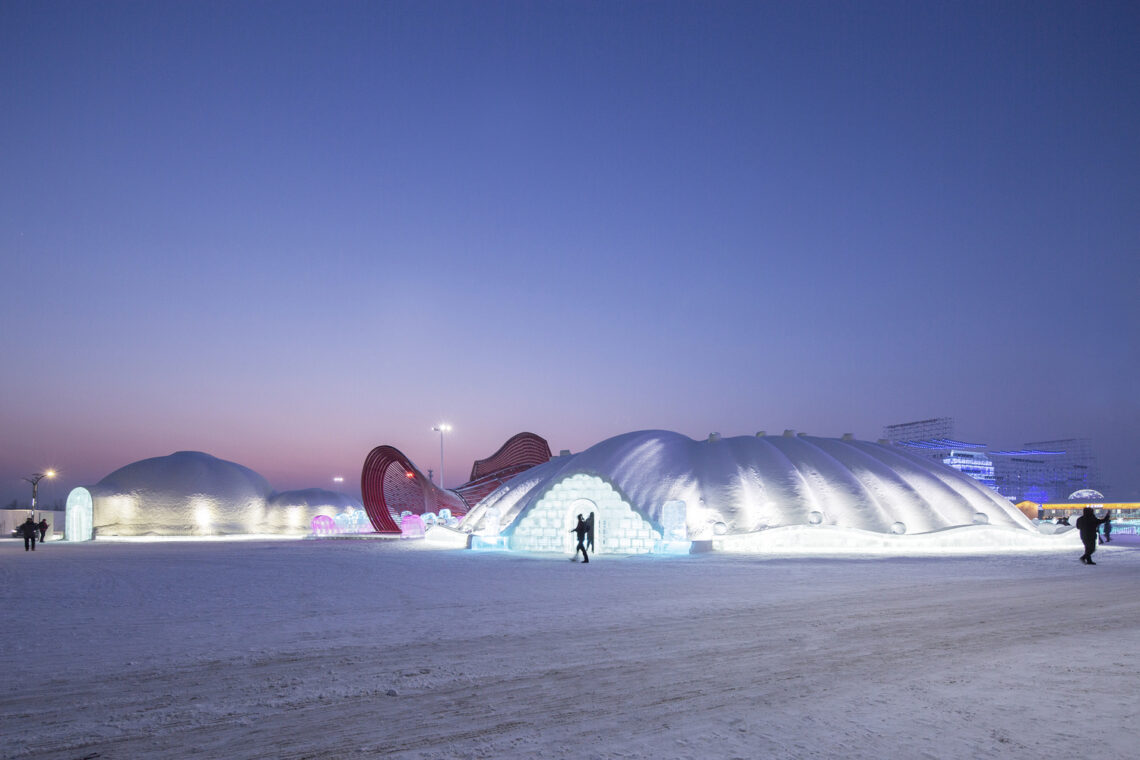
[942,450,995,489]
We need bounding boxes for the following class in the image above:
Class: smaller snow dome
[270,489,363,535]
[1068,489,1104,501]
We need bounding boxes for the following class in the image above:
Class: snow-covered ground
[2,536,1137,760]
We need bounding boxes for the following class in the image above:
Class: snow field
[1,537,1137,759]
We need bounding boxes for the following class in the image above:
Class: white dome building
[64,452,359,539]
[460,431,1071,554]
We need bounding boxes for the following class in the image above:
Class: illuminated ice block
[653,539,692,554]
[65,487,94,541]
[311,515,336,536]
[481,506,503,536]
[661,500,687,541]
[401,514,426,539]
[470,535,510,551]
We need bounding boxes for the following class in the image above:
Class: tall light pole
[432,424,451,489]
[23,470,55,516]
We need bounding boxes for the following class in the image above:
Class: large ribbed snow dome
[461,430,1057,554]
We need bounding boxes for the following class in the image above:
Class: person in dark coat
[19,516,38,551]
[38,519,48,543]
[586,512,595,553]
[1076,507,1108,565]
[570,514,589,563]
[1101,512,1113,544]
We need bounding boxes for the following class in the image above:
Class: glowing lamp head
[45,470,55,478]
[405,471,415,479]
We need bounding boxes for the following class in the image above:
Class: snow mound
[710,523,1082,555]
[268,489,364,535]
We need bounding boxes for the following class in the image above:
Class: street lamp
[23,470,55,516]
[432,424,451,489]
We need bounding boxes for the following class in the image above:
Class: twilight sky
[2,0,1138,509]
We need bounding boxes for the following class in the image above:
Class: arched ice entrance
[509,474,660,554]
[65,487,94,541]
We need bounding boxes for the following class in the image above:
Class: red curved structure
[361,432,552,534]
[455,432,553,507]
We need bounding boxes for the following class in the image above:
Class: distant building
[990,438,1099,503]
[882,418,954,449]
[883,420,1101,503]
[882,418,993,486]
[942,450,996,489]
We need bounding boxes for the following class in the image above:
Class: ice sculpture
[481,506,502,536]
[401,514,426,539]
[65,487,94,541]
[655,499,691,553]
[661,500,687,540]
[311,515,336,536]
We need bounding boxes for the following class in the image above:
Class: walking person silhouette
[570,514,589,563]
[1076,507,1108,565]
[19,516,38,551]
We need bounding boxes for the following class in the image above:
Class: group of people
[17,516,49,551]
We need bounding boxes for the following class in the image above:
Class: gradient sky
[2,0,1138,509]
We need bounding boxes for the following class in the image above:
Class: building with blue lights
[882,419,1103,504]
